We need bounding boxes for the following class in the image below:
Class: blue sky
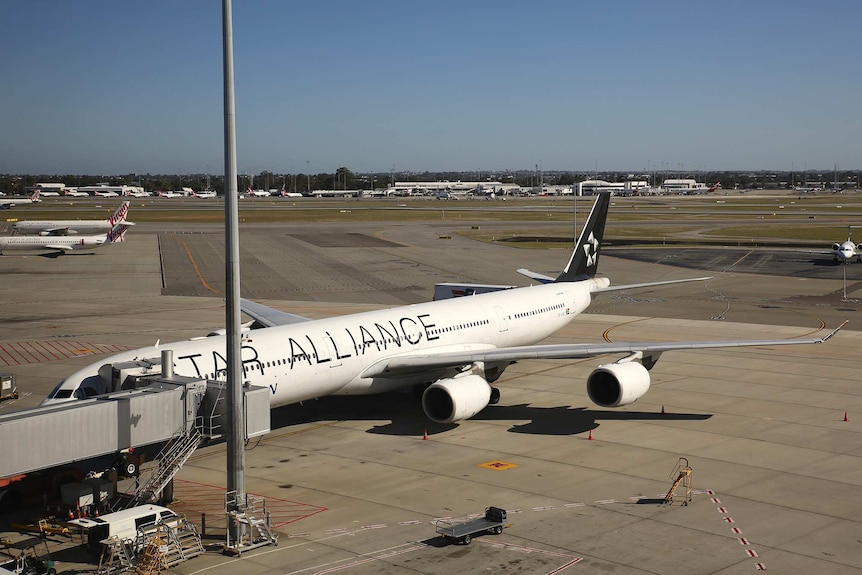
[1,1,860,175]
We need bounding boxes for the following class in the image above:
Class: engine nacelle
[422,374,492,424]
[586,361,651,407]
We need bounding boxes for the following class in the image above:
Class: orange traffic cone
[423,429,429,440]
[844,411,849,422]
[588,429,594,440]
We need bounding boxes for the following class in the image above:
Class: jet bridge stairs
[0,351,271,494]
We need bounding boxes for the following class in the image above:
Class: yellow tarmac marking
[479,460,518,471]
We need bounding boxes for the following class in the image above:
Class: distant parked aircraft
[0,223,131,255]
[11,202,131,236]
[0,190,40,209]
[246,187,271,197]
[280,185,303,198]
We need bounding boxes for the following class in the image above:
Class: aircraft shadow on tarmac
[269,392,711,438]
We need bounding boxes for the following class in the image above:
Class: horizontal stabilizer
[516,268,555,284]
[240,298,311,327]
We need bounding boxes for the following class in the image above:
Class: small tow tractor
[0,538,57,575]
[434,506,508,545]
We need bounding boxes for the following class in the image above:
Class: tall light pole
[306,160,311,195]
[222,0,244,508]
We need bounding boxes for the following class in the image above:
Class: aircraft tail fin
[106,223,131,244]
[108,201,130,225]
[30,190,40,201]
[554,192,611,283]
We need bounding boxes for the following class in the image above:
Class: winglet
[819,320,848,343]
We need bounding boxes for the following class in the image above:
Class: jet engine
[586,361,650,407]
[422,374,492,424]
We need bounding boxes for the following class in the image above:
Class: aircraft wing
[362,322,846,378]
[42,244,75,251]
[592,277,712,293]
[43,227,73,236]
[515,269,713,292]
[240,298,311,327]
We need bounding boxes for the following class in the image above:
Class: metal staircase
[664,457,693,506]
[132,515,205,571]
[160,516,205,567]
[98,536,135,574]
[133,528,167,575]
[224,491,278,555]
[117,425,203,510]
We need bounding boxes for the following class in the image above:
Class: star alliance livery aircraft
[41,194,843,423]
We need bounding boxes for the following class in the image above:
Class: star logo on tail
[582,232,599,267]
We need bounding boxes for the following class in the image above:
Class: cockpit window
[73,387,96,400]
[47,380,67,398]
[53,389,73,399]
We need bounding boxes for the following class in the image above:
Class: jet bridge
[0,359,270,480]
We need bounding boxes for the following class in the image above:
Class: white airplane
[64,189,90,198]
[11,201,131,236]
[246,187,271,197]
[41,194,844,424]
[36,190,61,197]
[193,190,217,198]
[828,226,862,264]
[0,222,130,256]
[0,190,40,209]
[94,190,120,198]
[158,191,183,198]
[280,185,303,198]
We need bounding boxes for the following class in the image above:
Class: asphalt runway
[0,208,861,574]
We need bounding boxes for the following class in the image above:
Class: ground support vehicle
[434,506,507,545]
[0,374,17,402]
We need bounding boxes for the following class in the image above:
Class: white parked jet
[0,222,130,255]
[193,190,217,199]
[64,189,90,198]
[828,226,862,264]
[12,201,131,236]
[246,187,271,197]
[41,194,842,424]
[0,190,40,209]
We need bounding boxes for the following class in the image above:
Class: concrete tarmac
[0,215,860,574]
